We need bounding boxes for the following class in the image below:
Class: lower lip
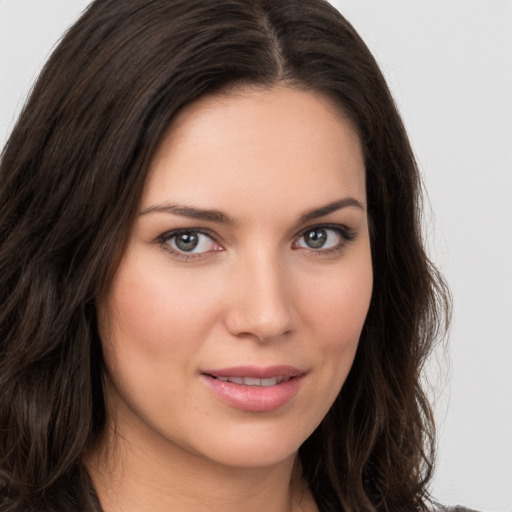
[201,375,303,412]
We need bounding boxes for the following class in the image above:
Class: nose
[224,253,295,342]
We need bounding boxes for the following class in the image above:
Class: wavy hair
[0,1,450,510]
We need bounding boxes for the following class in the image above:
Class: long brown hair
[0,1,450,510]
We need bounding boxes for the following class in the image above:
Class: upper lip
[202,365,305,379]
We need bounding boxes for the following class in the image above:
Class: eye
[295,226,354,251]
[161,229,221,255]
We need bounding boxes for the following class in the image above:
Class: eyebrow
[140,203,233,223]
[298,198,364,223]
[139,197,364,224]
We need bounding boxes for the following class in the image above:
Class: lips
[201,365,304,412]
[214,376,290,386]
[203,365,303,379]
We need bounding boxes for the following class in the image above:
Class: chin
[198,440,299,470]
[169,419,309,470]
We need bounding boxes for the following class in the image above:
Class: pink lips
[201,365,304,412]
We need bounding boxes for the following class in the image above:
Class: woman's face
[98,86,372,470]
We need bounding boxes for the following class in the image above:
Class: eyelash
[157,228,221,261]
[157,224,356,261]
[293,224,356,255]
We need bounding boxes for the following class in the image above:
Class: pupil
[175,232,199,251]
[306,229,327,248]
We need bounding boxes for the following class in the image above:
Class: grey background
[1,1,511,510]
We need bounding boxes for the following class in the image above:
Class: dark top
[435,508,479,512]
[0,470,479,512]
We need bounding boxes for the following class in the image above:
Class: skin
[88,85,373,512]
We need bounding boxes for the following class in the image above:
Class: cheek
[302,257,373,351]
[299,251,373,412]
[96,259,222,420]
[290,255,372,434]
[98,258,220,362]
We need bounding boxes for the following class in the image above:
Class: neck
[85,425,316,512]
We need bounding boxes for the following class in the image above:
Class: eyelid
[155,223,356,261]
[294,223,355,239]
[292,223,357,251]
[157,228,224,260]
[157,227,216,243]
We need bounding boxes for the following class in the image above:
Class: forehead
[143,85,365,214]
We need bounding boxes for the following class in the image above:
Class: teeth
[215,376,289,386]
[244,377,263,386]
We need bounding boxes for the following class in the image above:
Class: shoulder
[432,507,480,512]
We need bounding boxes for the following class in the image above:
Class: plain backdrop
[1,1,511,511]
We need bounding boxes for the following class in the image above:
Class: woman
[0,0,464,510]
